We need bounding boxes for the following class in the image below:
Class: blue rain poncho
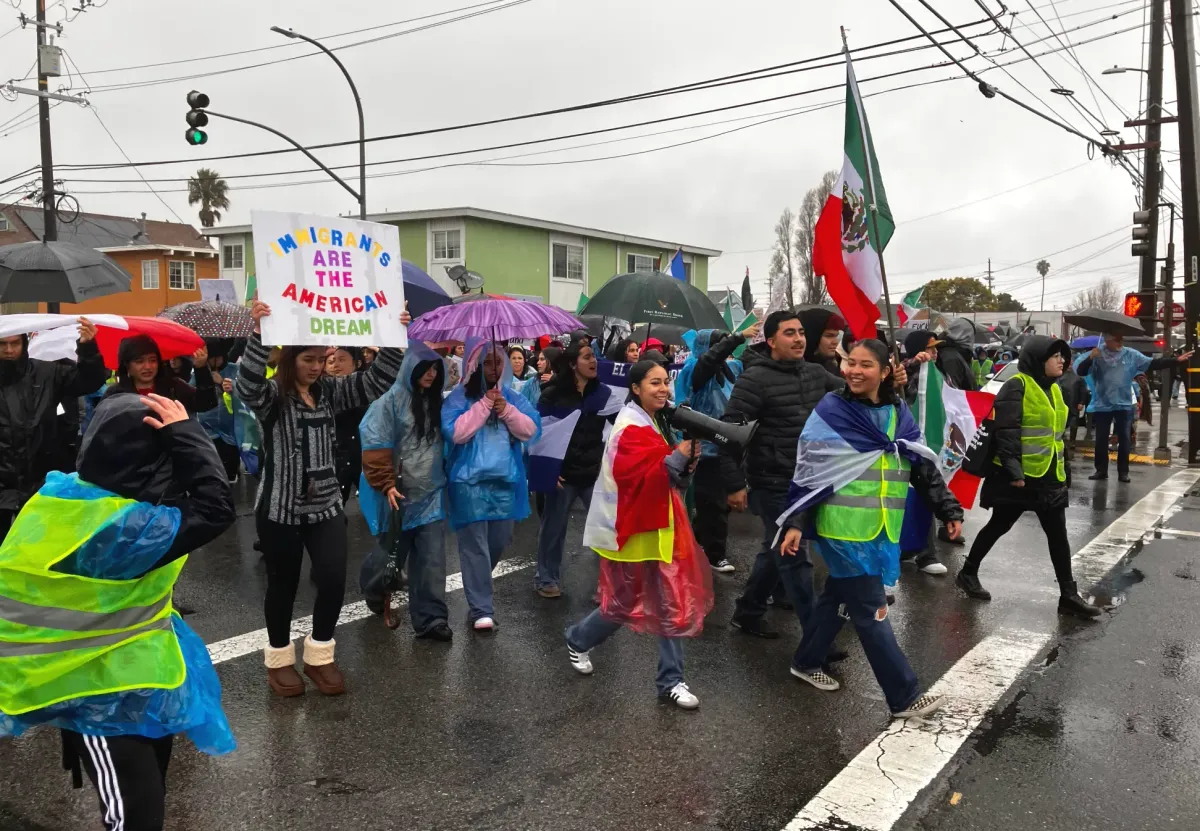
[358,343,449,536]
[196,362,238,445]
[441,337,542,529]
[1075,346,1150,413]
[673,329,742,457]
[0,473,235,755]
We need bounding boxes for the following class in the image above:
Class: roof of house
[0,204,213,252]
[208,207,722,257]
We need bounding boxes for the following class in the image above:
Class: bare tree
[1067,276,1124,312]
[768,207,798,310]
[793,169,838,305]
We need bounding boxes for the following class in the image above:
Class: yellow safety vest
[815,409,910,544]
[0,488,187,716]
[1015,372,1067,482]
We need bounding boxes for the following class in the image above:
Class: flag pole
[841,27,898,357]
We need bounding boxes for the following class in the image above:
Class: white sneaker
[473,617,496,632]
[567,645,593,675]
[662,682,699,709]
[920,561,948,575]
[790,666,841,691]
[712,559,736,574]
[893,693,944,719]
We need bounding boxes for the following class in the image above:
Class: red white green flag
[916,361,995,509]
[813,52,894,341]
[896,287,924,325]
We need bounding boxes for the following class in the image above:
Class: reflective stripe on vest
[0,485,186,716]
[815,409,911,544]
[1016,373,1067,482]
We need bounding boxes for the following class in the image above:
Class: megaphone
[664,405,757,456]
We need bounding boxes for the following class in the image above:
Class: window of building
[169,260,196,290]
[433,229,461,260]
[627,253,655,273]
[552,241,584,281]
[683,261,693,283]
[222,242,243,269]
[0,214,9,232]
[141,259,159,290]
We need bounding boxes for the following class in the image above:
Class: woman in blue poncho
[777,340,963,720]
[442,338,541,632]
[0,393,236,831]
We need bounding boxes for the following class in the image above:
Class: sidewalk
[1073,398,1191,467]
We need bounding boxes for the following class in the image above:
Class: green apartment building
[208,207,721,312]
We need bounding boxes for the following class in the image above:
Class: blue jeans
[793,573,920,714]
[732,488,815,627]
[455,519,514,621]
[402,522,448,635]
[1092,408,1134,477]
[565,608,684,695]
[535,483,593,589]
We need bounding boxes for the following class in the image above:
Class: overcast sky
[0,0,1188,310]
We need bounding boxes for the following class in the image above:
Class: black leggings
[257,513,349,648]
[964,504,1075,590]
[214,439,241,481]
[62,731,174,831]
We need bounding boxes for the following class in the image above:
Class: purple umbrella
[407,296,582,343]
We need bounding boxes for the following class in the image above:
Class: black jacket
[719,342,845,494]
[690,331,745,392]
[786,391,963,530]
[799,308,845,379]
[981,335,1072,511]
[77,394,235,569]
[537,377,611,487]
[1054,367,1089,425]
[936,319,978,392]
[0,340,109,512]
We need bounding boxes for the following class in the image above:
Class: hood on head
[462,336,513,390]
[903,330,938,359]
[689,329,718,359]
[77,395,174,504]
[400,342,447,395]
[1016,335,1070,385]
[798,308,845,362]
[0,333,30,385]
[942,318,975,350]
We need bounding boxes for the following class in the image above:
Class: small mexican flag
[916,361,995,509]
[813,51,894,341]
[896,286,923,326]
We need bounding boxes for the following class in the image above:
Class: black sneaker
[418,622,454,641]
[1118,474,1132,483]
[955,570,992,600]
[731,616,780,639]
[1088,472,1108,481]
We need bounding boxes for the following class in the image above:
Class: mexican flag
[896,287,923,326]
[916,361,995,509]
[813,52,894,341]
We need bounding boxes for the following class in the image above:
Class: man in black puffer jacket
[720,311,847,639]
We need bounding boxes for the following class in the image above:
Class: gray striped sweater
[236,334,402,525]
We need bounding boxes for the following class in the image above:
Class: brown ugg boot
[264,642,305,697]
[302,636,345,695]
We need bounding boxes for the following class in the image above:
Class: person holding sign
[236,301,408,697]
[442,339,541,633]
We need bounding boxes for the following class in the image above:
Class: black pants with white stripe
[61,730,174,831]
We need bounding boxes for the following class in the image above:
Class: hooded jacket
[674,329,744,457]
[981,334,1071,511]
[798,307,845,378]
[104,334,218,413]
[0,336,108,514]
[936,318,978,392]
[719,341,846,493]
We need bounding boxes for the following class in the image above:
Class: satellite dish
[447,265,485,293]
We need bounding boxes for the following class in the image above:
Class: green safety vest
[973,358,994,387]
[815,409,911,544]
[1016,372,1067,482]
[0,488,187,716]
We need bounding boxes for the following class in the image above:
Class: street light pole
[270,27,366,220]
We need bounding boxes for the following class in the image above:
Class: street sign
[1159,302,1186,320]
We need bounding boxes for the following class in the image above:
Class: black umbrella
[1063,308,1148,337]
[631,323,689,347]
[577,314,607,338]
[0,241,132,303]
[579,271,725,330]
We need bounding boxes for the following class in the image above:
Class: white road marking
[205,558,534,665]
[785,469,1200,831]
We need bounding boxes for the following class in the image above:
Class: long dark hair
[847,338,899,406]
[606,337,636,362]
[628,359,676,445]
[545,341,593,398]
[273,345,325,396]
[409,359,444,442]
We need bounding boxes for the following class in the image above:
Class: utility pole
[1139,0,1166,295]
[35,0,58,312]
[1156,203,1177,462]
[986,258,993,293]
[1168,0,1200,463]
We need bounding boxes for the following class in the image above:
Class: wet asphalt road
[0,457,1192,831]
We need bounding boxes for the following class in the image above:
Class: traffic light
[1132,210,1152,257]
[185,90,210,146]
[1124,291,1155,318]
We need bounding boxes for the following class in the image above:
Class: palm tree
[187,168,230,228]
[1036,259,1050,309]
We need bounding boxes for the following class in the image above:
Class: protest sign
[250,211,407,348]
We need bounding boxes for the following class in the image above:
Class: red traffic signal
[1123,291,1155,319]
